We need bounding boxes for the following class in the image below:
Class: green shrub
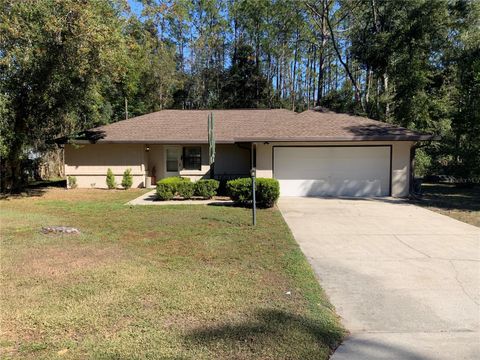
[156,183,175,200]
[156,177,192,200]
[177,180,194,199]
[194,179,220,199]
[121,168,133,189]
[226,177,280,208]
[106,168,116,189]
[256,178,280,208]
[226,178,252,204]
[67,176,77,189]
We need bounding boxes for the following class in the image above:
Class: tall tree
[221,43,270,108]
[0,0,130,191]
[2,0,479,190]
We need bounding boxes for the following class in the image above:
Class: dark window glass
[166,148,179,172]
[183,147,201,170]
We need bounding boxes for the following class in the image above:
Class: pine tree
[106,168,116,189]
[121,169,133,190]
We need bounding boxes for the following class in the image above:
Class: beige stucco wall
[65,141,413,196]
[215,144,250,176]
[255,141,414,197]
[156,144,250,179]
[146,144,165,186]
[65,144,146,188]
[65,143,251,188]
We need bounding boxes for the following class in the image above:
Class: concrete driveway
[278,197,480,360]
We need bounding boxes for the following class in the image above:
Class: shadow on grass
[28,179,67,189]
[412,183,480,212]
[0,179,66,200]
[185,309,343,357]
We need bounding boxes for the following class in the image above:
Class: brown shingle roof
[72,108,434,144]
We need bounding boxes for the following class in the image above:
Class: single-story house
[61,108,434,197]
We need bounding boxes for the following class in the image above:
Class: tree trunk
[321,4,363,108]
[304,46,312,109]
[9,121,26,193]
[311,45,317,105]
[383,74,390,120]
[292,32,299,111]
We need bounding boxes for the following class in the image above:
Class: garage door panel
[274,147,390,197]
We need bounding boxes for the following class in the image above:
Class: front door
[165,146,182,177]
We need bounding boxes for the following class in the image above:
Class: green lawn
[0,189,344,359]
[411,183,480,227]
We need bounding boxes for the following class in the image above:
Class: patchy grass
[0,188,344,359]
[411,183,480,227]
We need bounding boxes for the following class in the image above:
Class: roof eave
[67,139,234,145]
[234,135,437,142]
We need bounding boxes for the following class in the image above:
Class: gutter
[233,135,436,142]
[61,139,234,145]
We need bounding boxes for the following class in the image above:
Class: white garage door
[274,146,391,197]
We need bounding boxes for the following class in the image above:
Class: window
[166,148,179,172]
[183,146,202,170]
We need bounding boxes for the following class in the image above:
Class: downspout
[409,144,417,196]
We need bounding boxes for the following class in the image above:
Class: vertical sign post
[251,167,256,226]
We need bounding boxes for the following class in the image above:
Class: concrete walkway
[126,189,234,206]
[278,197,480,360]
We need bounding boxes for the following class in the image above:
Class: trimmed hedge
[226,178,251,204]
[256,178,281,208]
[156,177,194,200]
[194,179,220,199]
[226,178,280,208]
[177,179,194,199]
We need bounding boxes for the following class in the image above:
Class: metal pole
[251,167,256,226]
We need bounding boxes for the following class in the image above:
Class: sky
[128,0,143,17]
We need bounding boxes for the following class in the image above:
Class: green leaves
[0,0,178,190]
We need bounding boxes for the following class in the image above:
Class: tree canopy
[1,0,479,191]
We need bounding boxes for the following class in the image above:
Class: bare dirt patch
[13,244,125,280]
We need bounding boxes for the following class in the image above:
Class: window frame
[182,146,202,171]
[166,147,180,172]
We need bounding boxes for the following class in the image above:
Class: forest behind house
[1,0,479,191]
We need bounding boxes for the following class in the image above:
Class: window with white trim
[183,147,202,170]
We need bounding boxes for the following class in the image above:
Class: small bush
[67,176,77,189]
[106,168,116,189]
[226,177,280,208]
[177,180,194,199]
[256,178,280,208]
[156,183,175,200]
[194,179,220,199]
[226,178,252,204]
[156,177,192,200]
[121,168,133,189]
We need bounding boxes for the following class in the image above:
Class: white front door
[274,146,391,197]
[165,146,182,177]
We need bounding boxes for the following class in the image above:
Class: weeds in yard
[0,188,344,359]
